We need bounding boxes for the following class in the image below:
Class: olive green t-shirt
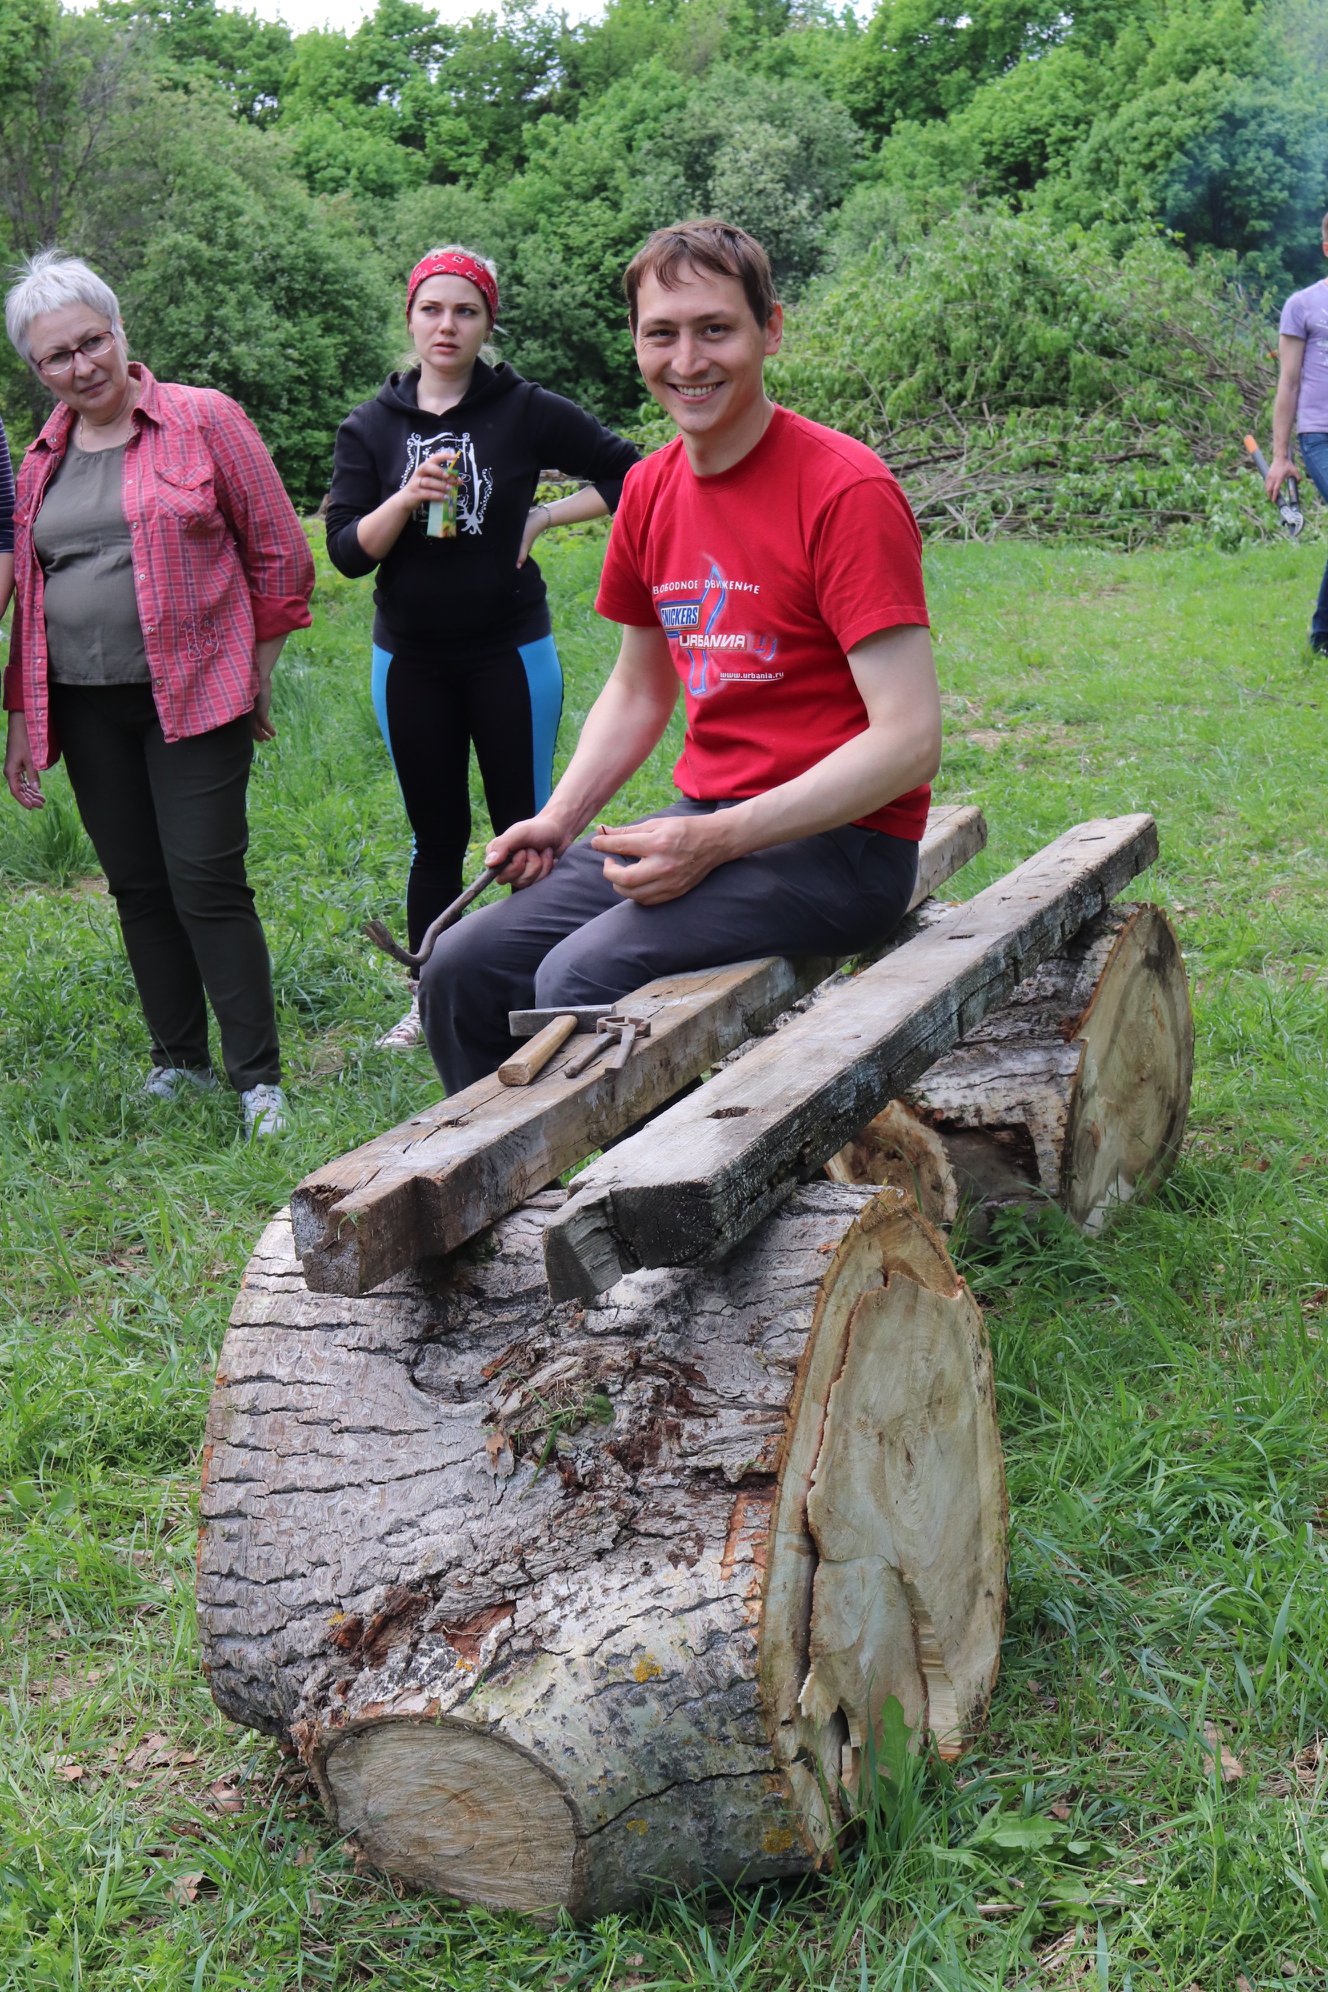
[32,440,149,684]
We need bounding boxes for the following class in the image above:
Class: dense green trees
[0,0,1320,534]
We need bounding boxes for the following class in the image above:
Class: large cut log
[292,803,986,1297]
[198,1183,1005,1919]
[826,903,1193,1235]
[543,814,1158,1300]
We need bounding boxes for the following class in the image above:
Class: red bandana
[407,251,498,324]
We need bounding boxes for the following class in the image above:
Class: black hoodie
[326,360,639,654]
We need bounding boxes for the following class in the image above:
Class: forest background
[2,0,1327,542]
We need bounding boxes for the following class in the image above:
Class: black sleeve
[324,409,383,578]
[0,418,14,556]
[525,387,640,513]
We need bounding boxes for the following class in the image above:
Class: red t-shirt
[595,405,931,839]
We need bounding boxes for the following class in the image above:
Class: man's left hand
[592,814,729,905]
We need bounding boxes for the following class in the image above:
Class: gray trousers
[419,798,918,1093]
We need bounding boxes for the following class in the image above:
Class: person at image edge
[1266,211,1328,653]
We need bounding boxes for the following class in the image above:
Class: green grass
[2,523,1328,1988]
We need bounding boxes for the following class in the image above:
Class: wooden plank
[541,815,1159,1301]
[290,803,987,1295]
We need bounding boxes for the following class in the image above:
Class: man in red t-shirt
[419,219,941,1091]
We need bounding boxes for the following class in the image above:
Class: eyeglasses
[34,330,116,378]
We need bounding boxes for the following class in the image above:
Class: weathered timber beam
[290,804,986,1297]
[541,814,1159,1301]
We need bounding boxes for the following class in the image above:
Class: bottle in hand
[420,450,459,539]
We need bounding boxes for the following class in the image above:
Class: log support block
[827,903,1193,1235]
[198,1185,1006,1918]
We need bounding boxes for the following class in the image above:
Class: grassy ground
[2,525,1327,1989]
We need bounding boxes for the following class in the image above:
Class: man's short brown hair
[624,220,778,332]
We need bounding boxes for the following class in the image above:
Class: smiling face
[26,303,133,428]
[408,274,490,387]
[632,263,783,474]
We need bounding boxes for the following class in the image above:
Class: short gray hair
[5,248,123,366]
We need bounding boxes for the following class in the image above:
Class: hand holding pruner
[1244,434,1304,538]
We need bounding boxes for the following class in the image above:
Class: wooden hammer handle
[497,1013,578,1087]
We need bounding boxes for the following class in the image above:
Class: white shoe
[375,987,423,1049]
[241,1083,289,1138]
[143,1065,218,1100]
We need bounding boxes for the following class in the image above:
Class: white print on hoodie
[402,429,494,534]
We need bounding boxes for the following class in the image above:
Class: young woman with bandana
[327,246,639,1049]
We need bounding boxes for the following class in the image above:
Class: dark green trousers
[51,682,281,1090]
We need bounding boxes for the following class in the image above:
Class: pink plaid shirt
[4,365,314,767]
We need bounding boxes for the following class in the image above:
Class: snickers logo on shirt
[653,562,782,696]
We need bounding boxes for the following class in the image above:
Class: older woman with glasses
[3,249,314,1137]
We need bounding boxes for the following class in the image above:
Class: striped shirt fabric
[4,366,314,766]
[0,416,14,556]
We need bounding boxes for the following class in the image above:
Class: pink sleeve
[203,395,315,634]
[810,473,929,656]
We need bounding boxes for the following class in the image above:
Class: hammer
[500,1005,614,1086]
[363,862,502,972]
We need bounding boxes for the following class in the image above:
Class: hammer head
[508,1005,616,1038]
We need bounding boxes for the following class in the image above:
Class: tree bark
[198,1184,1006,1919]
[826,904,1192,1236]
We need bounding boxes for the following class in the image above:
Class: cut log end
[317,1722,577,1915]
[763,1191,1006,1823]
[1060,903,1192,1228]
[827,903,1193,1239]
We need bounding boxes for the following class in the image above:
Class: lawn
[1,524,1327,1989]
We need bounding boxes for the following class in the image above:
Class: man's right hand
[1266,452,1296,501]
[486,809,574,888]
[4,712,44,810]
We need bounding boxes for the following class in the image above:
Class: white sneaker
[143,1065,218,1100]
[375,987,423,1049]
[241,1083,288,1138]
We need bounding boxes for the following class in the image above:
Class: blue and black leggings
[371,632,563,953]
